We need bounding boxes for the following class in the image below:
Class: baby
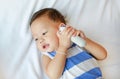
[30,8,107,79]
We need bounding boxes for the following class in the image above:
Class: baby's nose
[39,38,44,44]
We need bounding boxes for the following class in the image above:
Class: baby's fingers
[73,30,86,38]
[78,30,86,38]
[68,28,75,38]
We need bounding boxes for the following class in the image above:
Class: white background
[0,0,120,79]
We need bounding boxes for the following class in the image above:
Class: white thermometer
[59,25,86,47]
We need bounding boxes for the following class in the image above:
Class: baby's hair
[30,8,66,25]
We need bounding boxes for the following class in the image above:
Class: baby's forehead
[31,15,60,30]
[31,18,49,27]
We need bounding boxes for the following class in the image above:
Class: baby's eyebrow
[32,33,37,38]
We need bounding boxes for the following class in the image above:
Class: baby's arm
[84,38,107,60]
[76,30,107,60]
[42,26,74,79]
[42,51,67,79]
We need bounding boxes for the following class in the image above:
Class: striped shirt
[43,43,103,79]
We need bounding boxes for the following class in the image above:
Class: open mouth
[42,44,49,50]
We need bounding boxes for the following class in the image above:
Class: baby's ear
[58,23,66,33]
[58,23,65,28]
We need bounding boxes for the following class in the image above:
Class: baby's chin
[46,49,54,52]
[41,49,54,52]
[40,45,56,52]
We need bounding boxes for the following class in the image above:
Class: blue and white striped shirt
[43,43,102,79]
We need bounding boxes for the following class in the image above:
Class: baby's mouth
[43,44,49,49]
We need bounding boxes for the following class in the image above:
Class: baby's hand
[57,26,75,50]
[73,30,86,39]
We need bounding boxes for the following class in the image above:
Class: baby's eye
[42,31,48,35]
[35,38,38,41]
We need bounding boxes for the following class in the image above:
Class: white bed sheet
[0,0,120,79]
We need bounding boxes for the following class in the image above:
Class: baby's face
[31,16,61,52]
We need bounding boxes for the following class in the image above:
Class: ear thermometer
[59,25,86,47]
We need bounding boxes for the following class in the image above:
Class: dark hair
[30,8,66,25]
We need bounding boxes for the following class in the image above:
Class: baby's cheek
[53,41,59,50]
[36,44,42,51]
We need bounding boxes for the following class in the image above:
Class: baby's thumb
[81,32,86,38]
[57,31,60,37]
